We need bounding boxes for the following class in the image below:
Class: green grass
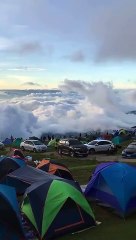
[1,142,136,240]
[60,206,136,240]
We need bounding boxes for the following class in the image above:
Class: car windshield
[127,145,136,149]
[129,142,136,145]
[33,141,43,145]
[89,141,97,145]
[69,140,82,145]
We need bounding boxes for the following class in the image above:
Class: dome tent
[85,162,136,217]
[12,138,23,148]
[0,184,25,239]
[21,178,95,239]
[36,159,74,180]
[0,156,26,181]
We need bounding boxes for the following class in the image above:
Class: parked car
[20,140,47,152]
[57,138,88,157]
[84,140,116,154]
[0,141,4,150]
[122,142,136,158]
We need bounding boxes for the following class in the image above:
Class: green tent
[112,136,123,145]
[12,138,23,148]
[22,177,95,239]
[47,139,58,148]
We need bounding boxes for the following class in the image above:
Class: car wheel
[89,148,95,154]
[33,148,37,153]
[70,151,75,157]
[58,149,62,155]
[21,146,25,151]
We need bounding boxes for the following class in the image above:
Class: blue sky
[0,0,136,89]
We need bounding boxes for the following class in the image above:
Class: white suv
[0,141,4,150]
[84,140,115,154]
[20,140,47,152]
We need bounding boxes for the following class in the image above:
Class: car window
[33,141,42,145]
[69,140,82,145]
[28,141,34,145]
[89,141,97,145]
[24,141,30,144]
[65,141,69,146]
[128,143,136,146]
[102,141,111,145]
[97,141,104,145]
[127,145,136,149]
[97,141,109,145]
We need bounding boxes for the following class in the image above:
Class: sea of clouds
[0,80,135,139]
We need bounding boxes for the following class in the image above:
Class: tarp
[6,165,69,194]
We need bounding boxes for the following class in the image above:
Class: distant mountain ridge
[127,110,136,115]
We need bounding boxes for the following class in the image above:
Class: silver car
[122,142,136,156]
[20,140,47,152]
[84,140,115,154]
[0,141,4,150]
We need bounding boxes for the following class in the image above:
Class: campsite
[0,0,136,239]
[0,133,136,240]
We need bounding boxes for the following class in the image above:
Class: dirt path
[93,154,136,163]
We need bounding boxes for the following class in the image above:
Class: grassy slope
[1,140,136,240]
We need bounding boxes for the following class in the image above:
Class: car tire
[21,146,25,151]
[70,151,75,157]
[89,148,95,154]
[33,148,37,153]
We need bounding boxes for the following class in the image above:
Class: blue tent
[2,138,12,145]
[85,162,136,216]
[0,184,25,239]
[0,156,26,181]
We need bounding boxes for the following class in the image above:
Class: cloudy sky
[0,0,136,89]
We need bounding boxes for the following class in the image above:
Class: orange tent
[36,159,74,180]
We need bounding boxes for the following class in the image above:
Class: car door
[24,141,29,150]
[28,141,34,151]
[59,140,66,154]
[95,141,105,152]
[65,140,70,154]
[102,141,112,151]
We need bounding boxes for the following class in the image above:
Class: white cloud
[0,81,135,139]
[6,67,47,71]
[21,82,41,87]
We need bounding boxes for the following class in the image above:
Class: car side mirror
[95,143,98,146]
